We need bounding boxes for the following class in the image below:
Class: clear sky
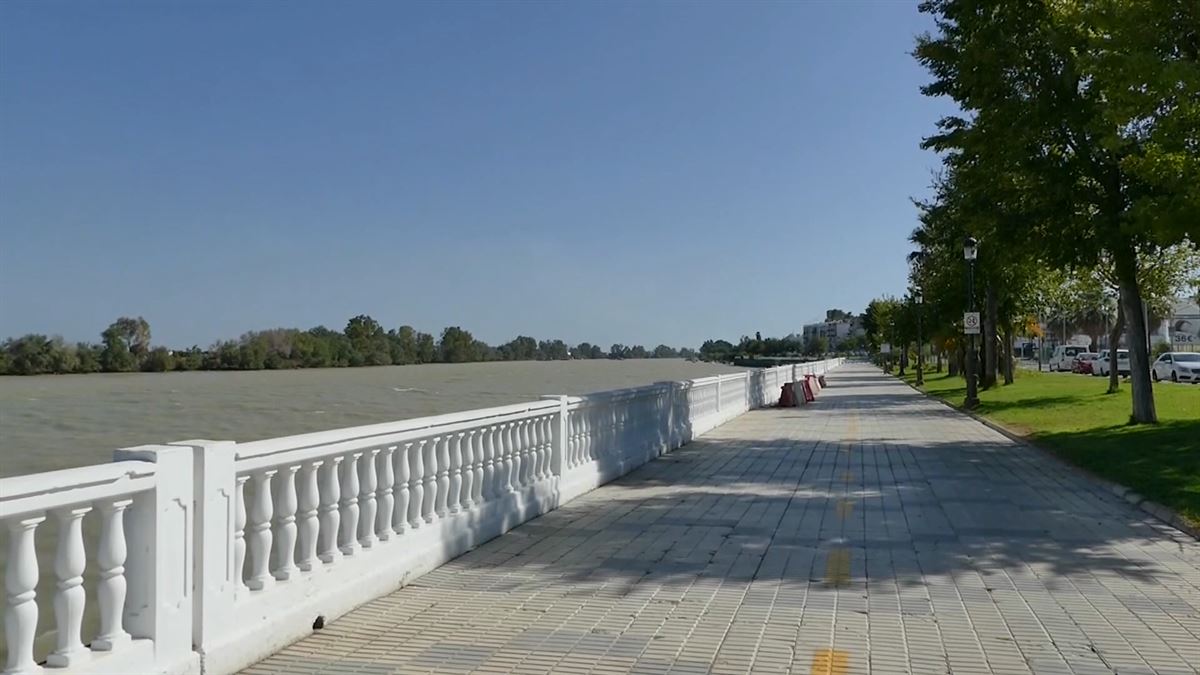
[1,1,953,349]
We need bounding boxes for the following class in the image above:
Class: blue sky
[1,1,953,349]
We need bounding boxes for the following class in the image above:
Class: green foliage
[912,0,1200,422]
[1,314,699,375]
[802,335,828,356]
[142,347,175,372]
[439,326,478,363]
[345,315,391,366]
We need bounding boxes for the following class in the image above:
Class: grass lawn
[900,368,1200,528]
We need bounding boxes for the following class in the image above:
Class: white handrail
[0,358,845,675]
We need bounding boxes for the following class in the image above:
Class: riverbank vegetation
[904,370,1200,529]
[0,315,698,375]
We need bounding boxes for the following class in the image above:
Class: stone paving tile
[242,364,1200,675]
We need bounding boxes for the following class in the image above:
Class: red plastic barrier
[801,378,815,402]
[778,382,797,407]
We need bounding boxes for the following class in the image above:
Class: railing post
[169,439,236,657]
[113,444,194,671]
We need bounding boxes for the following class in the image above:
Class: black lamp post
[915,289,925,386]
[964,236,980,408]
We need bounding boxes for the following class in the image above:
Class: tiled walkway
[244,364,1200,674]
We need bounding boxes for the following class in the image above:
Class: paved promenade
[244,364,1200,675]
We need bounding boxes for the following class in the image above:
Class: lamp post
[964,236,980,408]
[915,289,924,386]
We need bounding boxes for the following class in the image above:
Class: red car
[1072,352,1099,374]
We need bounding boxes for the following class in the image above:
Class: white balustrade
[448,433,464,514]
[422,438,439,523]
[1,449,193,675]
[246,470,277,590]
[469,430,484,508]
[4,514,44,674]
[92,498,132,651]
[1,359,844,675]
[435,437,451,517]
[358,448,379,548]
[296,461,322,571]
[318,457,343,563]
[377,446,395,540]
[234,475,251,591]
[393,443,412,533]
[47,505,91,667]
[339,453,362,555]
[272,464,300,580]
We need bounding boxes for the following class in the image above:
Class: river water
[0,359,748,478]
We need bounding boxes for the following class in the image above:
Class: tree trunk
[936,350,943,373]
[898,348,907,376]
[1003,323,1015,385]
[1115,249,1157,423]
[1107,301,1125,394]
[983,284,998,389]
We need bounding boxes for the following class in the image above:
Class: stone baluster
[272,464,300,581]
[318,457,343,564]
[539,415,552,479]
[92,499,132,651]
[530,417,544,481]
[4,514,45,674]
[521,419,535,486]
[470,430,485,508]
[435,436,451,518]
[394,443,412,534]
[358,449,379,548]
[339,452,362,556]
[296,461,323,572]
[448,433,464,514]
[406,442,424,530]
[481,426,497,502]
[47,505,92,667]
[377,446,395,540]
[507,422,522,491]
[246,470,277,590]
[569,414,580,467]
[421,438,438,524]
[460,432,476,511]
[529,418,541,482]
[232,475,250,592]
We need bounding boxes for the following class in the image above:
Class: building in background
[802,310,866,350]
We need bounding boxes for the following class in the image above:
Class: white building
[802,317,865,348]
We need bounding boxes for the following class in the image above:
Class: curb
[895,375,1200,542]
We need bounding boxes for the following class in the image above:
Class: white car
[1094,349,1131,377]
[1050,345,1088,371]
[1152,352,1200,383]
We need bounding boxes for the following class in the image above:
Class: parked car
[1072,352,1098,374]
[1095,349,1131,377]
[1152,352,1200,383]
[1050,345,1089,371]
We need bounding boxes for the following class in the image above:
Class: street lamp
[964,236,980,408]
[915,289,925,386]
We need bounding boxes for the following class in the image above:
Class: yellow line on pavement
[835,499,855,521]
[824,547,851,587]
[810,648,849,675]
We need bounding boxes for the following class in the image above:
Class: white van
[1050,345,1088,371]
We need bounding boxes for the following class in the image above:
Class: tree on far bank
[439,326,477,363]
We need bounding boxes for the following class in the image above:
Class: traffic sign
[963,312,981,334]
